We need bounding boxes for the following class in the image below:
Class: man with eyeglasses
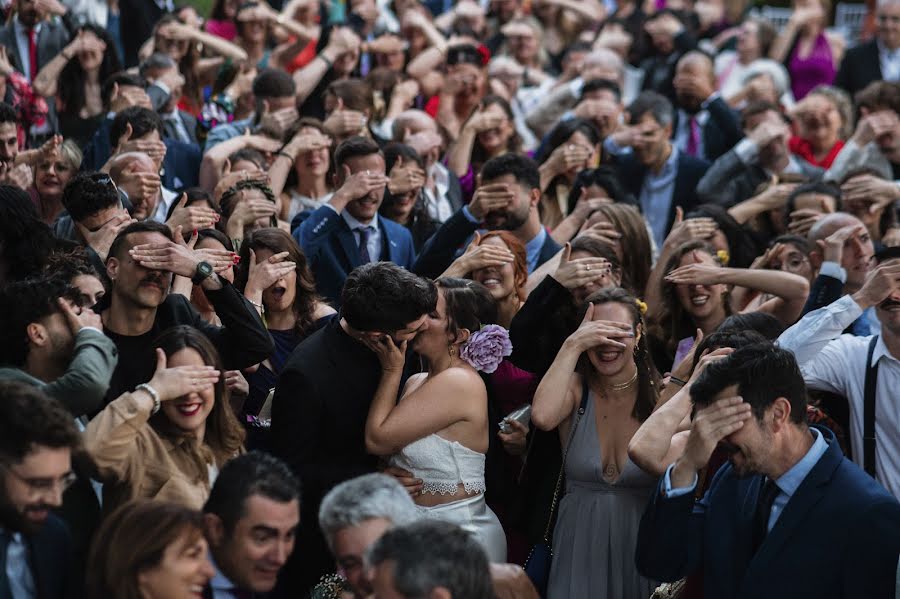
[835,0,900,97]
[0,381,83,599]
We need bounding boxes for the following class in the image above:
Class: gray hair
[807,84,855,139]
[58,139,83,171]
[626,90,674,127]
[139,52,177,78]
[584,48,625,86]
[318,474,419,550]
[366,520,494,599]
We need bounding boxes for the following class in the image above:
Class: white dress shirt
[423,162,454,224]
[151,186,179,224]
[777,294,900,499]
[673,108,709,160]
[879,40,900,82]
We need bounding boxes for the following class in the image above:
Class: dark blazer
[834,40,883,99]
[636,428,900,599]
[270,318,382,596]
[295,205,416,306]
[0,16,73,79]
[616,150,710,236]
[100,281,274,401]
[674,96,744,162]
[147,82,200,146]
[80,117,201,190]
[119,0,168,67]
[412,207,561,279]
[697,148,824,208]
[28,513,78,599]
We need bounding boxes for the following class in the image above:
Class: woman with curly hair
[85,326,245,513]
[235,227,335,418]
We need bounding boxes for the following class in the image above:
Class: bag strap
[541,377,590,543]
[864,335,880,478]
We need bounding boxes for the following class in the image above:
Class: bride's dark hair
[435,278,499,344]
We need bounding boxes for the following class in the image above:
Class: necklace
[608,369,638,391]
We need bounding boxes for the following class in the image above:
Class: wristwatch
[191,261,215,284]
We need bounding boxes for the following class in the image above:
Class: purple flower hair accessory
[459,324,513,374]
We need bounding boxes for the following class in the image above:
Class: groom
[270,261,437,596]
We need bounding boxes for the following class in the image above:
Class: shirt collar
[871,333,897,366]
[525,226,547,272]
[14,18,40,34]
[208,553,235,593]
[773,427,828,498]
[878,39,900,57]
[341,209,376,230]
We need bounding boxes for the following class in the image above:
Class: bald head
[108,152,155,182]
[391,110,438,141]
[808,212,864,246]
[583,49,624,88]
[809,212,875,292]
[674,51,716,112]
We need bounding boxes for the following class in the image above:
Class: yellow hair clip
[717,250,730,266]
[635,299,648,315]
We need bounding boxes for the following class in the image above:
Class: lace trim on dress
[420,480,487,495]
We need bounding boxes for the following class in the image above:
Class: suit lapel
[744,440,842,574]
[336,218,362,270]
[866,41,883,81]
[380,217,401,264]
[5,24,24,74]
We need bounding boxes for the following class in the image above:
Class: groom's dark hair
[341,262,437,333]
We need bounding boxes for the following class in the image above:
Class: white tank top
[389,434,487,496]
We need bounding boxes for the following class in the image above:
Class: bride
[364,277,510,562]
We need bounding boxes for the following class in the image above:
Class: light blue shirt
[209,554,239,599]
[341,210,382,262]
[460,206,546,273]
[205,116,254,152]
[664,428,829,533]
[2,530,35,599]
[640,145,679,250]
[525,226,547,274]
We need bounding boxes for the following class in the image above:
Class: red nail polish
[192,228,198,236]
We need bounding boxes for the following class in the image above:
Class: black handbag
[524,381,590,597]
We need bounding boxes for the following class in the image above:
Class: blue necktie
[356,226,373,264]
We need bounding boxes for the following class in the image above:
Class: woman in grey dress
[532,287,660,599]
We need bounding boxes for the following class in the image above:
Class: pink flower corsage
[459,324,512,374]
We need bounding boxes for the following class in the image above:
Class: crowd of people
[2,0,900,595]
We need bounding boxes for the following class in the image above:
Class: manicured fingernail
[233,255,241,264]
[214,214,221,221]
[192,228,198,236]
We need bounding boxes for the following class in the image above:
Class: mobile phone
[499,405,531,434]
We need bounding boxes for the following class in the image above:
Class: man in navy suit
[0,381,82,599]
[295,136,416,306]
[607,90,710,249]
[412,153,562,279]
[636,342,900,599]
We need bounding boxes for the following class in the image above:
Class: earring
[448,345,456,357]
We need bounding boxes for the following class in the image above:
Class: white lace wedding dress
[390,434,508,562]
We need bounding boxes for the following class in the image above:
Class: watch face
[197,261,214,277]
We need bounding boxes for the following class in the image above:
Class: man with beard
[671,51,743,163]
[605,90,709,249]
[635,342,900,598]
[697,101,824,207]
[779,247,900,499]
[412,153,560,278]
[98,220,273,401]
[0,381,82,599]
[0,274,116,418]
[296,136,415,306]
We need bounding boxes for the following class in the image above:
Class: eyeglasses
[5,467,78,498]
[89,172,120,195]
[877,14,900,24]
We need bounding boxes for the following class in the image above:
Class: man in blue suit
[295,136,416,306]
[636,342,900,598]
